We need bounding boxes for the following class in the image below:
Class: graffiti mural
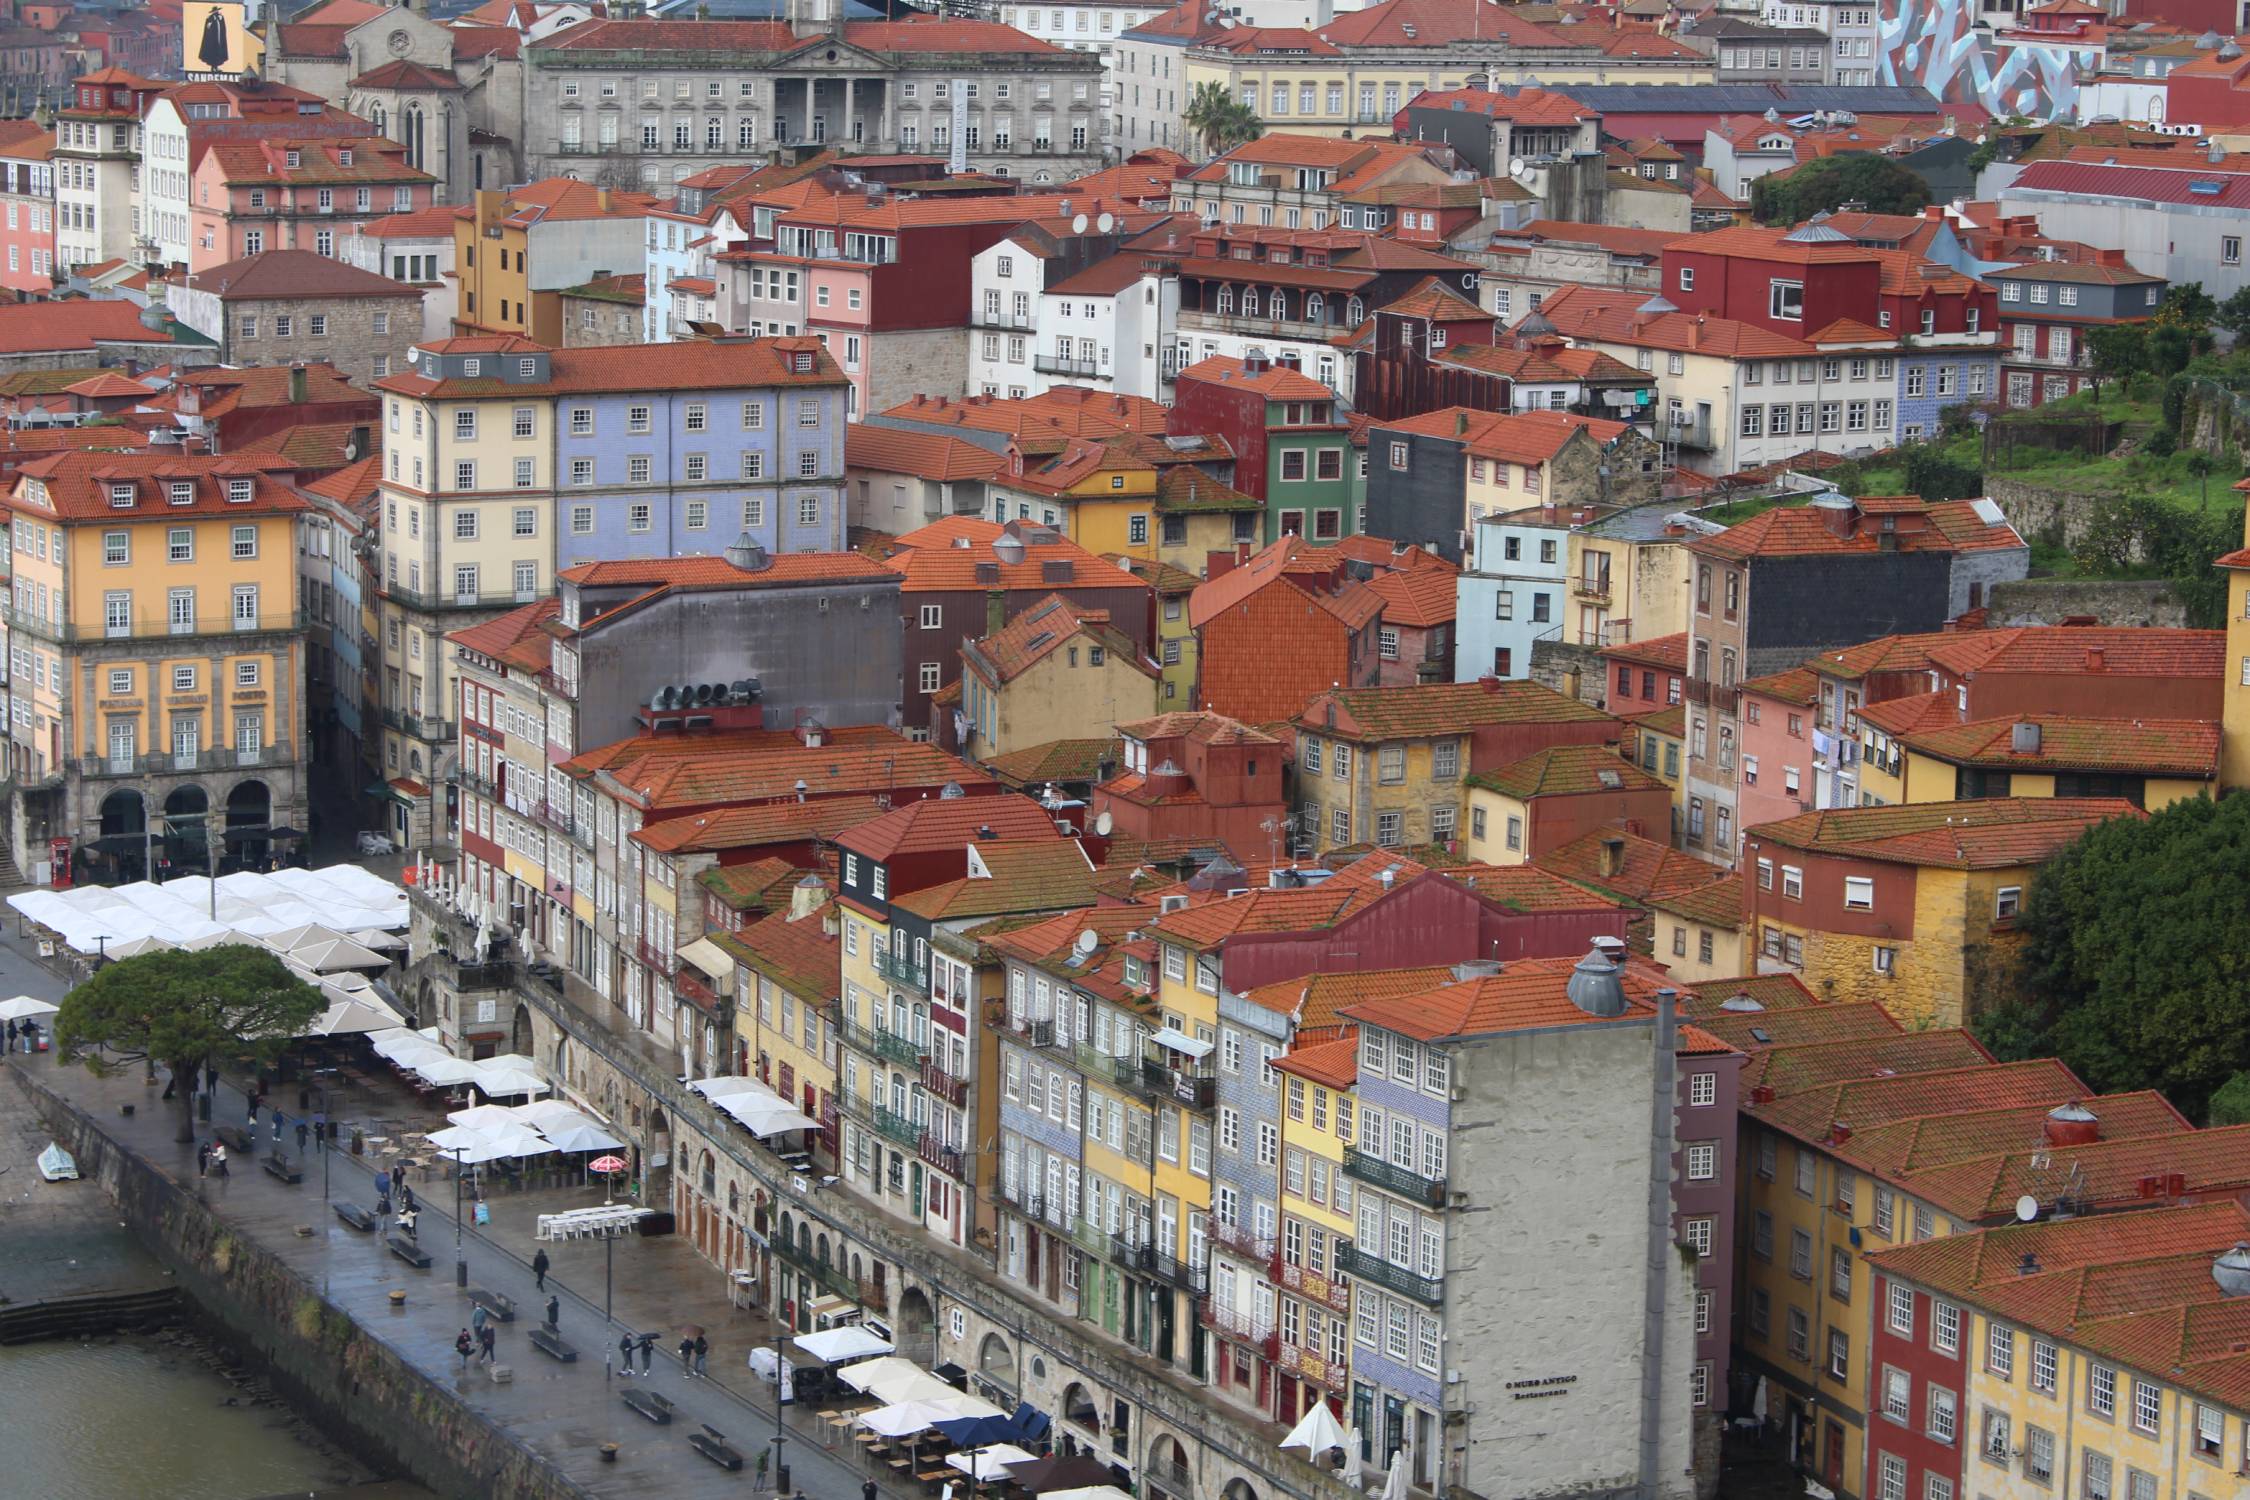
[1876,0,2090,121]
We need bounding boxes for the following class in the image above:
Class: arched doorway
[552,1036,570,1088]
[646,1106,671,1202]
[1222,1480,1258,1500]
[1147,1434,1191,1498]
[1060,1382,1098,1447]
[511,1003,534,1058]
[160,784,208,879]
[977,1332,1016,1402]
[894,1286,935,1364]
[225,779,271,870]
[95,789,147,883]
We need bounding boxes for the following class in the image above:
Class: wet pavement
[8,1037,927,1500]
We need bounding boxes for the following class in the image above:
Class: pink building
[188,136,436,273]
[1736,663,1816,829]
[0,116,53,294]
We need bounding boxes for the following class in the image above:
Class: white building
[1455,510,1570,679]
[1760,0,1881,86]
[643,200,744,341]
[968,218,1179,401]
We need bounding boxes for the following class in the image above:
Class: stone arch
[699,1148,716,1197]
[646,1105,671,1196]
[161,783,208,875]
[894,1285,936,1364]
[96,788,147,882]
[976,1332,1015,1395]
[552,1034,570,1083]
[1222,1481,1258,1500]
[1148,1434,1191,1494]
[511,1002,534,1057]
[1060,1380,1097,1431]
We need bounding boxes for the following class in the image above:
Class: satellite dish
[2015,1194,2040,1223]
[1093,809,1114,836]
[1074,929,1100,956]
[1097,211,1115,233]
[1508,156,1526,177]
[1072,213,1089,234]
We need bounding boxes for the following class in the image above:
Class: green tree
[1749,153,1931,225]
[1976,794,2250,1120]
[2149,322,2196,379]
[1181,82,1262,159]
[55,945,325,1143]
[2218,285,2250,341]
[2084,323,2148,400]
[2209,1072,2250,1127]
[2157,281,2218,333]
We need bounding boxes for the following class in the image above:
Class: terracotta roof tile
[716,900,842,999]
[1378,406,1632,465]
[847,426,1005,485]
[1739,1030,2002,1099]
[1650,872,1744,929]
[1602,631,1689,672]
[888,839,1099,920]
[446,597,558,674]
[1363,565,1456,628]
[377,336,845,399]
[1833,1090,2190,1182]
[1675,972,1822,1018]
[0,301,172,355]
[1740,666,1818,706]
[7,450,307,523]
[1898,1119,2250,1222]
[884,519,1149,595]
[1343,953,1678,1042]
[1273,1033,1359,1088]
[565,729,989,813]
[1746,796,2142,869]
[1535,827,1721,907]
[964,593,1154,685]
[835,793,1061,861]
[634,797,888,855]
[1900,715,2220,778]
[981,737,1121,790]
[1693,498,2024,561]
[1470,743,1663,799]
[696,856,820,913]
[1689,1001,1900,1051]
[1925,625,2225,679]
[1299,679,1614,741]
[186,248,421,301]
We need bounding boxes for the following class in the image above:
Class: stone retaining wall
[1985,577,2188,628]
[1983,477,2142,560]
[14,1066,585,1500]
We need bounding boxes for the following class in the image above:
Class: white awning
[1148,1028,1214,1059]
[677,936,736,983]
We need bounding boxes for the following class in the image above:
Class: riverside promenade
[7,1041,919,1500]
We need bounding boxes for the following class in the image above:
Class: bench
[687,1429,745,1472]
[622,1388,675,1424]
[527,1325,578,1363]
[215,1125,253,1155]
[465,1287,516,1322]
[332,1202,378,1232]
[386,1235,432,1268]
[262,1153,302,1185]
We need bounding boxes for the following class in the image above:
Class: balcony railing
[1070,1215,1109,1257]
[379,706,456,741]
[1198,1297,1278,1359]
[997,1177,1044,1220]
[1072,1040,1123,1079]
[1112,1235,1207,1293]
[1278,1338,1348,1394]
[1665,413,1718,450]
[1033,352,1108,378]
[919,1058,968,1109]
[1335,1243,1442,1306]
[380,583,542,613]
[675,968,720,1010]
[74,746,294,779]
[974,308,1034,331]
[1273,1257,1352,1314]
[839,1015,923,1067]
[1342,1147,1448,1207]
[1572,574,1612,602]
[871,949,926,994]
[770,1233,859,1301]
[917,1128,964,1179]
[871,1103,921,1147]
[635,936,678,978]
[1177,306,1338,343]
[1684,678,1740,715]
[1143,1059,1216,1111]
[1208,1218,1277,1264]
[5,606,304,644]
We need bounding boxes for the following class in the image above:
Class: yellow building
[1107,555,1202,707]
[1573,506,1697,652]
[2,451,309,884]
[1852,706,2218,812]
[996,433,1260,571]
[1741,799,2138,1030]
[718,879,845,1174]
[960,593,1161,760]
[1294,679,1615,854]
[1268,1033,1359,1413]
[1460,743,1670,866]
[453,179,661,344]
[1649,873,1748,984]
[1627,705,1686,794]
[1865,1202,2250,1500]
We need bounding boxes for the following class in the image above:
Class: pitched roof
[376,336,845,398]
[888,839,1100,920]
[565,730,990,812]
[1535,827,1723,907]
[632,797,890,855]
[876,387,1168,440]
[0,301,171,355]
[1187,535,1383,633]
[717,900,842,999]
[1116,711,1280,746]
[696,857,828,915]
[1533,283,1813,359]
[1740,1035,2017,1105]
[1471,743,1663,799]
[1747,796,2141,869]
[1811,628,1984,681]
[1176,354,1338,402]
[1602,631,1689,672]
[1674,972,1823,1019]
[1342,953,1679,1043]
[981,737,1121,791]
[446,597,558,674]
[1689,1001,1901,1051]
[1378,406,1633,465]
[1693,497,2025,561]
[1298,679,1615,740]
[1923,625,2225,679]
[1364,565,1457,628]
[964,593,1154,685]
[1899,715,2220,779]
[1650,872,1744,928]
[1274,1034,1360,1088]
[834,793,1061,861]
[883,519,1149,595]
[7,450,307,523]
[185,248,422,301]
[1897,1120,2250,1223]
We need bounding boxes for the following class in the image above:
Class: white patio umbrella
[103,935,175,959]
[478,1053,540,1073]
[289,935,393,974]
[688,1075,771,1100]
[840,1357,960,1405]
[426,1123,502,1152]
[299,996,403,1038]
[510,1099,598,1131]
[948,1445,1040,1483]
[447,1104,528,1129]
[1041,1488,1135,1500]
[0,996,60,1022]
[793,1326,893,1364]
[542,1121,626,1154]
[858,1400,964,1439]
[472,1063,551,1098]
[405,1052,485,1088]
[1280,1400,1349,1457]
[348,928,407,951]
[441,1136,520,1166]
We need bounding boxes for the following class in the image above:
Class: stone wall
[15,1066,581,1500]
[1985,577,2188,628]
[1529,637,1608,707]
[1984,477,2143,560]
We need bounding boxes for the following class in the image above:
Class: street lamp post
[317,1083,332,1204]
[771,1329,789,1494]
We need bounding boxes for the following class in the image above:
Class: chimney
[2043,1101,2099,1147]
[986,588,1007,637]
[789,874,823,921]
[2011,721,2042,756]
[288,362,308,406]
[1828,1121,1853,1145]
[1478,673,1501,693]
[2085,647,2105,672]
[1748,1083,1776,1105]
[1565,944,1625,1017]
[1598,834,1625,879]
[597,187,614,213]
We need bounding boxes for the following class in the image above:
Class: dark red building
[1093,711,1289,859]
[1603,630,1687,715]
[1661,224,1997,343]
[1859,1266,1971,1500]
[1188,537,1384,725]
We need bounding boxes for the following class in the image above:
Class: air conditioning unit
[1444,1369,1462,1384]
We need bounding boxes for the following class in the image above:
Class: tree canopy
[1182,82,1262,159]
[55,945,325,1140]
[1750,154,1931,226]
[1973,794,2250,1122]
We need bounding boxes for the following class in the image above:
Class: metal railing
[1342,1147,1448,1207]
[1034,352,1107,378]
[974,308,1034,331]
[5,606,304,644]
[871,949,926,993]
[1208,1219,1276,1264]
[1665,414,1718,450]
[1684,678,1739,715]
[1143,1059,1216,1111]
[1334,1243,1442,1306]
[1572,574,1612,601]
[1198,1297,1278,1359]
[838,1015,921,1067]
[379,706,455,741]
[919,1058,968,1108]
[917,1129,964,1179]
[381,583,541,613]
[75,746,291,779]
[872,1103,921,1148]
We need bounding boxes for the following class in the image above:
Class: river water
[0,1333,428,1500]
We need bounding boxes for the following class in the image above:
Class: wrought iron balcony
[917,1129,964,1179]
[1273,1258,1352,1314]
[919,1058,968,1108]
[1335,1243,1442,1307]
[1208,1218,1276,1264]
[872,1103,921,1147]
[871,949,926,993]
[1342,1147,1448,1207]
[1278,1338,1348,1394]
[841,1015,924,1067]
[1112,1234,1206,1293]
[1143,1059,1216,1112]
[1034,352,1107,378]
[1572,574,1612,602]
[997,1177,1044,1220]
[1198,1297,1278,1359]
[1070,1215,1109,1257]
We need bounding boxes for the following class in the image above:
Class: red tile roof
[1693,497,2024,561]
[834,793,1061,861]
[1898,1121,2250,1222]
[846,424,1006,484]
[1602,631,1689,672]
[876,387,1167,440]
[560,553,894,591]
[1342,953,1677,1042]
[1689,1001,1901,1051]
[1899,715,2220,779]
[1364,565,1456,628]
[1175,355,1338,402]
[716,897,843,998]
[1533,283,1814,359]
[1535,826,1722,906]
[1746,796,2140,869]
[964,593,1155,685]
[1810,628,1984,681]
[7,450,307,523]
[1857,689,1959,737]
[634,797,889,855]
[566,729,989,812]
[883,519,1148,595]
[1740,665,1818,706]
[185,248,421,301]
[2010,158,2250,209]
[1471,743,1663,799]
[378,336,846,398]
[1380,406,1633,465]
[1298,679,1614,740]
[888,838,1100,920]
[1924,625,2225,679]
[1273,1033,1359,1088]
[446,597,558,674]
[0,301,171,355]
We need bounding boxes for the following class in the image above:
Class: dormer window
[464,359,482,376]
[108,483,134,508]
[285,150,300,169]
[168,482,193,506]
[517,358,536,380]
[339,149,353,166]
[791,351,813,373]
[226,479,253,504]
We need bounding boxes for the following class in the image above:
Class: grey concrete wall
[1528,638,1610,708]
[1985,477,2144,560]
[1984,576,2189,628]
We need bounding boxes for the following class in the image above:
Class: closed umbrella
[1280,1399,1349,1457]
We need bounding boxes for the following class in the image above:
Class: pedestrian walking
[5,1020,15,1050]
[401,1184,416,1215]
[864,1478,880,1500]
[313,1111,326,1143]
[211,1143,228,1178]
[390,1163,405,1198]
[619,1333,636,1376]
[246,1095,258,1127]
[694,1335,708,1376]
[397,1207,419,1240]
[455,1330,474,1369]
[637,1332,654,1373]
[295,1120,309,1153]
[472,1304,488,1335]
[755,1449,770,1491]
[678,1336,694,1376]
[204,1064,218,1093]
[196,1142,210,1178]
[544,1294,559,1330]
[478,1324,496,1363]
[531,1248,550,1290]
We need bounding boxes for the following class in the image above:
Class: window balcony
[1208,1218,1276,1264]
[75,745,293,780]
[917,1128,964,1179]
[839,1015,923,1068]
[918,1057,968,1108]
[1070,1215,1109,1258]
[1272,1257,1352,1314]
[1342,1146,1448,1207]
[997,1178,1044,1219]
[871,1103,922,1147]
[1278,1337,1349,1394]
[1034,352,1108,378]
[1572,574,1612,602]
[1198,1297,1278,1359]
[1665,411,1718,450]
[1334,1243,1442,1306]
[5,605,304,644]
[1112,1234,1206,1293]
[378,706,456,742]
[974,308,1035,331]
[1142,1058,1216,1111]
[871,949,926,994]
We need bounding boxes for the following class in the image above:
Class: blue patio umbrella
[935,1414,1023,1449]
